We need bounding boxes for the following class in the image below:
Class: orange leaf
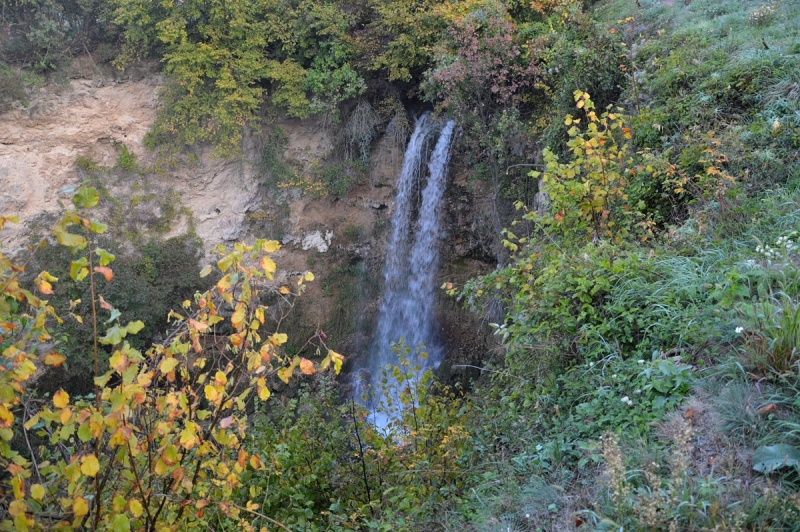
[188,318,209,332]
[259,344,272,363]
[299,358,315,375]
[98,296,113,311]
[39,280,53,295]
[93,266,113,281]
[757,403,777,415]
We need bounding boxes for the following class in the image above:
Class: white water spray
[357,115,456,425]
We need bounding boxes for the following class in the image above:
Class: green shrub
[115,143,137,171]
[0,63,27,111]
[241,347,474,531]
[27,235,207,395]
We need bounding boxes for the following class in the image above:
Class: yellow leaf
[231,305,246,330]
[278,286,290,295]
[258,385,271,401]
[199,265,212,277]
[216,274,231,292]
[179,426,198,449]
[205,385,221,403]
[53,389,69,408]
[159,357,179,374]
[576,99,585,109]
[30,484,45,500]
[80,454,100,477]
[262,240,281,253]
[43,352,66,367]
[269,333,288,346]
[214,370,228,386]
[329,350,344,374]
[299,358,315,375]
[129,499,143,518]
[154,459,168,476]
[73,496,89,517]
[261,256,276,275]
[304,271,315,282]
[277,367,292,384]
[109,351,127,373]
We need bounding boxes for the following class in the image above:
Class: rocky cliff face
[0,71,496,375]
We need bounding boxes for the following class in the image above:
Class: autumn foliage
[0,188,342,531]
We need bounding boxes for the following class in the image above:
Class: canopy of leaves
[110,0,369,156]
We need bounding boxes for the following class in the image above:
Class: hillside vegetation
[2,0,800,530]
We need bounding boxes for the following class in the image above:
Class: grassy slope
[445,0,800,530]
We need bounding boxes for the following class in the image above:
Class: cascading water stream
[357,114,456,427]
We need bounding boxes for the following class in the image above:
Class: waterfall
[358,114,456,426]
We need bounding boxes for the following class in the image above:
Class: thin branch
[451,364,527,382]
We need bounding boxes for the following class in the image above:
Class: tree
[110,0,366,156]
[0,187,343,531]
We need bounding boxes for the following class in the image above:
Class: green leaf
[96,248,116,266]
[77,423,92,442]
[753,444,800,473]
[99,325,127,346]
[125,320,145,335]
[70,258,89,281]
[105,309,121,324]
[89,219,108,234]
[57,230,88,251]
[217,254,235,272]
[73,187,100,209]
[111,513,131,532]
